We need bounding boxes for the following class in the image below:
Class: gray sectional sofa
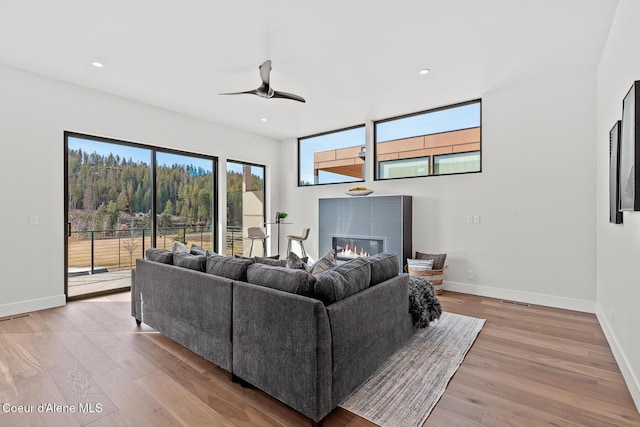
[131,250,414,426]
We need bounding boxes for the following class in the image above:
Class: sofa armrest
[326,274,414,406]
[134,258,234,371]
[232,282,332,423]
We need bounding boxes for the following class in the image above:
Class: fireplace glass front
[332,236,385,261]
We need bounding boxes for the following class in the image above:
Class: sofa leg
[231,374,253,388]
[135,319,142,325]
[311,418,324,427]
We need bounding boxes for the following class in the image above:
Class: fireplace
[319,195,412,273]
[332,236,384,261]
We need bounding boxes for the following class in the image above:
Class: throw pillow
[189,244,207,256]
[406,258,434,275]
[246,263,316,297]
[415,252,447,270]
[314,257,371,305]
[368,252,399,286]
[309,250,336,277]
[170,241,189,253]
[286,252,309,270]
[206,254,254,281]
[172,252,206,272]
[145,248,173,264]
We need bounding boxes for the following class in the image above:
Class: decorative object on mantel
[345,186,373,196]
[275,211,288,224]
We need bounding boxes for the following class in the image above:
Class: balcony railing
[67,226,245,275]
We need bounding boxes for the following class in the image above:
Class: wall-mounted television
[619,80,640,211]
[609,121,623,224]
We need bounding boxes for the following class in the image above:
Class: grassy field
[67,232,245,271]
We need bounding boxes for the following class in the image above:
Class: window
[226,161,266,256]
[375,100,481,180]
[379,156,430,179]
[298,125,365,186]
[434,152,480,175]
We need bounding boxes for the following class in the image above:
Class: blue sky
[376,102,480,142]
[68,136,213,173]
[68,137,151,164]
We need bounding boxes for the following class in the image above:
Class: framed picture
[619,80,640,211]
[609,121,623,224]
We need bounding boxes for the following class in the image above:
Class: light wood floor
[0,291,638,426]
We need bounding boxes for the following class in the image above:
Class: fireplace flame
[340,243,369,259]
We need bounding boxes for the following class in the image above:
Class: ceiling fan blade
[272,90,306,103]
[259,60,272,87]
[219,89,259,96]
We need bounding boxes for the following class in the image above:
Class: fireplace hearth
[332,236,384,261]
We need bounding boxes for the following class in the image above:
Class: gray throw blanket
[408,275,442,328]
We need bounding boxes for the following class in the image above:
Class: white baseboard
[0,295,66,318]
[596,305,640,413]
[443,281,596,313]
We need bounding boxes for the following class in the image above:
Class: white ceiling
[0,1,619,140]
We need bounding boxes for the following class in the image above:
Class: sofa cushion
[206,254,254,281]
[254,256,287,267]
[173,252,206,272]
[145,248,173,264]
[415,252,447,270]
[314,257,371,305]
[368,252,399,286]
[286,252,309,270]
[246,263,316,297]
[309,250,336,277]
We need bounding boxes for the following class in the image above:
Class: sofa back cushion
[314,257,371,305]
[173,252,206,272]
[368,252,399,286]
[253,256,287,267]
[246,263,316,297]
[145,248,173,264]
[206,254,254,281]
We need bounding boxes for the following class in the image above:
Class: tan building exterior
[314,127,480,179]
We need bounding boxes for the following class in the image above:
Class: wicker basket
[405,264,448,295]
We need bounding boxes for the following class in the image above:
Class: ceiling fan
[220,60,305,103]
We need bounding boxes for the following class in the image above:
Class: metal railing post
[90,231,95,274]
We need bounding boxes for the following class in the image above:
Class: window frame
[373,99,482,181]
[297,123,366,187]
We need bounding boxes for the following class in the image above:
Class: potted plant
[275,211,288,223]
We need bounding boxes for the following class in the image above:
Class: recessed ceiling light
[92,62,104,68]
[419,68,430,75]
[260,118,268,122]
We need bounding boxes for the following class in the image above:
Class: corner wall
[280,70,597,313]
[0,63,280,317]
[596,0,640,409]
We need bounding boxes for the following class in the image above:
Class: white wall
[0,63,280,317]
[280,70,598,313]
[596,0,640,409]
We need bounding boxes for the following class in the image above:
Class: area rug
[339,312,485,427]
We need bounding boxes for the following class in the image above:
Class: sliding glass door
[65,132,217,300]
[155,152,215,252]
